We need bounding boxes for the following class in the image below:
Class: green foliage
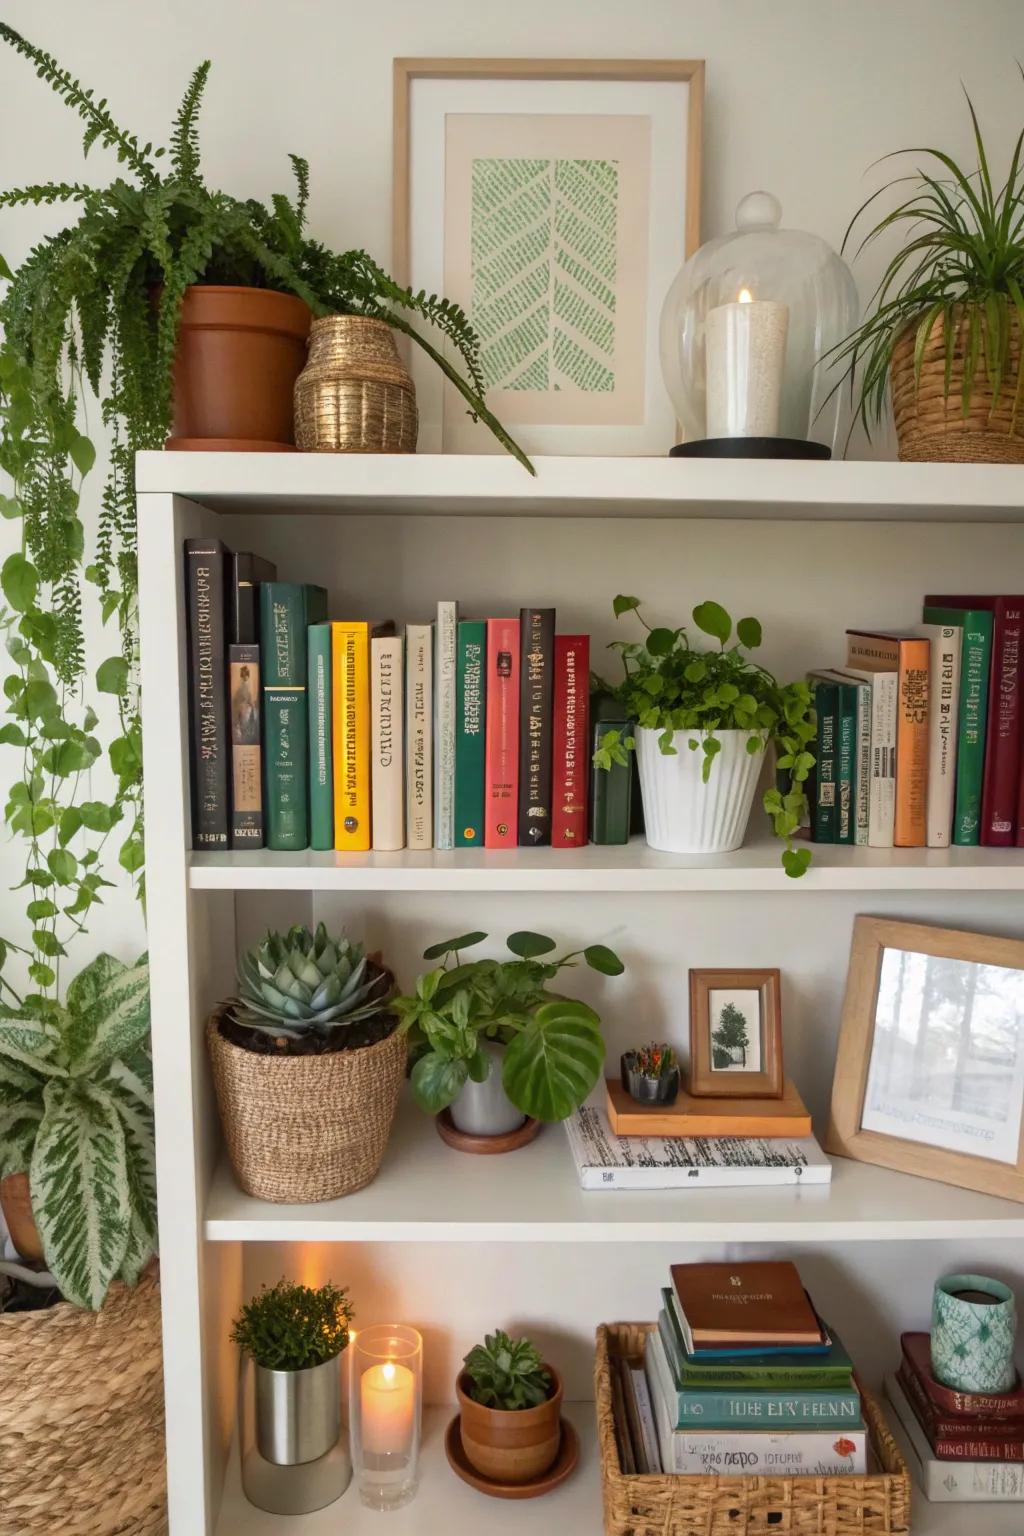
[231,1279,353,1371]
[393,931,624,1123]
[712,1002,749,1066]
[827,83,1024,439]
[462,1330,552,1411]
[593,596,816,876]
[229,923,393,1043]
[623,1043,677,1079]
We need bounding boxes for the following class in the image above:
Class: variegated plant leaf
[0,1057,45,1177]
[0,1018,67,1079]
[65,952,126,1017]
[66,953,151,1077]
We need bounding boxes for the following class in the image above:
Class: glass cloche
[659,191,859,457]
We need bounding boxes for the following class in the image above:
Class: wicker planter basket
[207,1006,406,1203]
[294,315,418,454]
[595,1324,910,1536]
[891,311,1024,463]
[0,1273,166,1536]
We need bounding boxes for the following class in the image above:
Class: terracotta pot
[0,1171,44,1263]
[456,1366,562,1485]
[167,285,311,451]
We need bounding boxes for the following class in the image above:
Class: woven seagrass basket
[595,1324,911,1536]
[208,1005,406,1203]
[294,314,418,453]
[891,310,1024,463]
[0,1273,166,1536]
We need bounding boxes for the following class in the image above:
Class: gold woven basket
[0,1273,166,1536]
[294,314,418,453]
[595,1324,911,1536]
[208,1006,406,1203]
[891,310,1024,463]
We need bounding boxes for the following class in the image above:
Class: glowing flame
[382,1362,396,1383]
[738,288,753,304]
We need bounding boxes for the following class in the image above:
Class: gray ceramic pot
[449,1042,526,1137]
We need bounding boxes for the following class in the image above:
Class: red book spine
[484,618,520,849]
[897,1366,1024,1459]
[901,1333,1024,1421]
[981,600,1022,845]
[551,635,590,847]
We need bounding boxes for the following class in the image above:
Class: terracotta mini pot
[167,284,311,451]
[456,1366,562,1485]
[0,1170,44,1263]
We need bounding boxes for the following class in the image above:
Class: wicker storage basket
[0,1273,166,1536]
[891,310,1024,463]
[208,1006,406,1203]
[294,314,418,453]
[595,1324,910,1536]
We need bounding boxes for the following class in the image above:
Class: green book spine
[590,718,632,844]
[659,1300,855,1390]
[308,623,333,851]
[834,681,857,845]
[923,605,994,846]
[809,679,838,842]
[260,582,328,851]
[455,621,486,846]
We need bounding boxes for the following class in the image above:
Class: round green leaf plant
[231,1279,353,1372]
[594,596,816,878]
[393,931,625,1123]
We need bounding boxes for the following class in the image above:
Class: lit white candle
[705,288,789,438]
[360,1360,415,1456]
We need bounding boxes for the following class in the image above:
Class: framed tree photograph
[688,969,784,1098]
[827,917,1024,1201]
[393,57,703,457]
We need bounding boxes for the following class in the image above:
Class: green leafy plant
[228,923,393,1046]
[0,952,154,1310]
[827,85,1024,439]
[462,1330,552,1411]
[593,596,816,878]
[393,930,624,1122]
[623,1043,677,1080]
[713,1002,749,1066]
[230,1279,353,1371]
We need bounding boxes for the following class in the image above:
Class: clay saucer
[435,1111,542,1155]
[445,1413,579,1499]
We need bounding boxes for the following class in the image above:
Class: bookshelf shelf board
[136,451,1024,521]
[203,1102,1024,1244]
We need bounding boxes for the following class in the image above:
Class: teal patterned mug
[931,1274,1017,1394]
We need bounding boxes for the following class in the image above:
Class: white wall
[0,0,1020,965]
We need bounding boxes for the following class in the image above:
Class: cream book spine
[371,633,405,851]
[919,622,962,848]
[434,600,458,849]
[843,667,897,847]
[405,623,433,850]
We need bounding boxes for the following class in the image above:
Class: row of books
[809,596,1023,849]
[612,1261,868,1476]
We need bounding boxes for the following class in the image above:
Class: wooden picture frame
[688,968,784,1098]
[826,917,1024,1202]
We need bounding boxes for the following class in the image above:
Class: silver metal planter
[255,1356,341,1465]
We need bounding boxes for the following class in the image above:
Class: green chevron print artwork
[471,156,619,393]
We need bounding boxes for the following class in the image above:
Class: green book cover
[590,700,632,845]
[808,676,838,843]
[923,604,993,846]
[455,621,486,846]
[260,582,328,851]
[832,678,858,845]
[659,1299,854,1390]
[307,623,333,851]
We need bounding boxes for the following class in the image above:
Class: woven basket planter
[207,1006,406,1202]
[294,315,418,454]
[0,1273,166,1536]
[595,1324,910,1536]
[891,310,1024,463]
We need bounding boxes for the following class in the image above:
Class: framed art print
[394,57,703,457]
[688,968,784,1098]
[827,917,1024,1201]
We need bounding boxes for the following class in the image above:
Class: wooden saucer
[444,1413,579,1499]
[435,1110,542,1155]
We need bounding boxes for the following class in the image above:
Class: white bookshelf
[137,453,1024,1535]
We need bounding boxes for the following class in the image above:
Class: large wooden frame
[827,916,1024,1202]
[688,968,784,1098]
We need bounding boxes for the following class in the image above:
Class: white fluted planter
[634,727,767,853]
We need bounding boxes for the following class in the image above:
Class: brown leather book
[670,1262,822,1349]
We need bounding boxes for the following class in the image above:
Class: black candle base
[669,437,831,461]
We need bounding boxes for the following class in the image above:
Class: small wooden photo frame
[688,969,783,1098]
[826,917,1024,1203]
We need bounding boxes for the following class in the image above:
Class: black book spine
[517,606,555,845]
[231,551,277,645]
[185,538,229,849]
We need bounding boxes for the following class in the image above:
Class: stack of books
[886,1332,1024,1504]
[613,1261,867,1476]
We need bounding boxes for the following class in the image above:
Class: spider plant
[827,85,1024,440]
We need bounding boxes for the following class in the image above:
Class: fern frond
[289,154,309,230]
[169,60,211,185]
[0,183,98,209]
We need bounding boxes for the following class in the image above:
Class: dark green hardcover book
[260,582,328,850]
[923,604,994,846]
[589,696,632,845]
[660,1293,855,1389]
[307,623,333,851]
[808,675,838,842]
[828,676,858,845]
[455,620,486,846]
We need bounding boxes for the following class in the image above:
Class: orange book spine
[484,618,520,849]
[894,638,930,847]
[332,622,371,851]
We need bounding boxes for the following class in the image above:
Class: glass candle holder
[349,1324,422,1511]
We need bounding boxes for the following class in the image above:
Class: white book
[630,1364,663,1473]
[918,622,962,848]
[842,666,897,847]
[886,1374,1024,1503]
[826,671,871,846]
[433,600,458,849]
[563,1105,832,1191]
[405,623,433,849]
[371,634,405,851]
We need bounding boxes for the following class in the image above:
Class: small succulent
[463,1330,552,1411]
[230,923,392,1041]
[231,1279,353,1371]
[625,1043,677,1079]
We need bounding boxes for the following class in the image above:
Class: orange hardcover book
[332,621,371,851]
[605,1077,811,1139]
[846,629,930,846]
[670,1262,822,1349]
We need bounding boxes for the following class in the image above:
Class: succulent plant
[231,923,392,1041]
[624,1044,677,1079]
[462,1330,552,1411]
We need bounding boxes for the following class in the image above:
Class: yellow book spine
[332,622,371,851]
